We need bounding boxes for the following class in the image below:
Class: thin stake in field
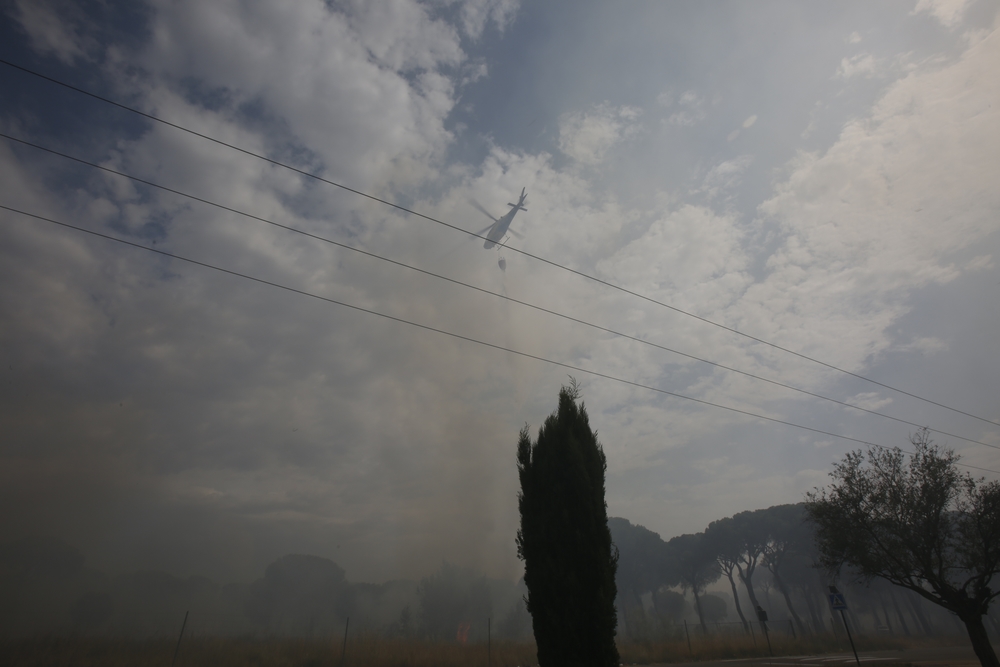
[171,610,188,667]
[340,617,350,667]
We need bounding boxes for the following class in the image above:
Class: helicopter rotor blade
[469,198,498,223]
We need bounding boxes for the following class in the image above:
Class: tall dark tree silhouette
[761,504,810,636]
[729,510,767,620]
[807,430,1000,667]
[516,382,619,667]
[669,532,721,631]
[609,517,670,637]
[705,517,751,631]
[608,517,669,603]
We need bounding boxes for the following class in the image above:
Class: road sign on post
[829,587,860,667]
[828,592,848,610]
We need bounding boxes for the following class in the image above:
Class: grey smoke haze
[1,0,999,586]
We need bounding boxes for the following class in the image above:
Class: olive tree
[806,430,1000,667]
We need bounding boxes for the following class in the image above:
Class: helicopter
[470,187,527,251]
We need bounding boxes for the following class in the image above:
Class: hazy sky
[1,0,998,584]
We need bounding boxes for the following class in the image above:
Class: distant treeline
[0,540,529,640]
[610,503,1000,642]
[2,504,996,640]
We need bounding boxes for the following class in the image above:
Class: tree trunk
[761,583,773,611]
[725,569,749,632]
[986,613,1000,637]
[737,559,763,614]
[870,601,885,630]
[847,606,865,636]
[878,594,894,635]
[803,587,824,634]
[620,602,631,638]
[907,593,934,636]
[692,587,707,632]
[889,590,911,636]
[960,614,1000,667]
[620,587,646,639]
[773,571,807,636]
[950,612,967,636]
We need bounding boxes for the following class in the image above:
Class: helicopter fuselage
[483,188,527,249]
[483,208,518,249]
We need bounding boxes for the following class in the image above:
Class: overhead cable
[3,203,999,476]
[3,132,996,453]
[1,57,996,428]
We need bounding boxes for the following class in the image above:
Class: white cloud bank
[836,53,878,80]
[558,103,641,165]
[744,20,1000,374]
[2,0,999,584]
[913,0,971,27]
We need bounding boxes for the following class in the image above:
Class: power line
[8,134,999,453]
[2,57,997,429]
[4,131,997,453]
[3,203,998,477]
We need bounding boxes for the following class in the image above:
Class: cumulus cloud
[835,53,878,79]
[746,23,1000,373]
[3,0,998,587]
[725,115,758,143]
[695,155,754,200]
[0,0,536,582]
[664,90,707,126]
[557,103,641,165]
[845,392,894,411]
[8,0,92,63]
[912,0,970,27]
[137,0,463,190]
[965,254,993,271]
[596,204,749,315]
[894,337,947,354]
[459,0,520,39]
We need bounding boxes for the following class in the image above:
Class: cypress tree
[516,382,619,667]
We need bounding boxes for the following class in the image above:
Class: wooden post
[488,617,491,667]
[171,611,189,667]
[684,619,692,654]
[340,617,349,667]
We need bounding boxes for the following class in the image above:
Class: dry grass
[0,633,970,667]
[0,635,535,667]
[618,632,912,663]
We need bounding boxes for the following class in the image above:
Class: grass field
[618,632,913,663]
[0,633,968,667]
